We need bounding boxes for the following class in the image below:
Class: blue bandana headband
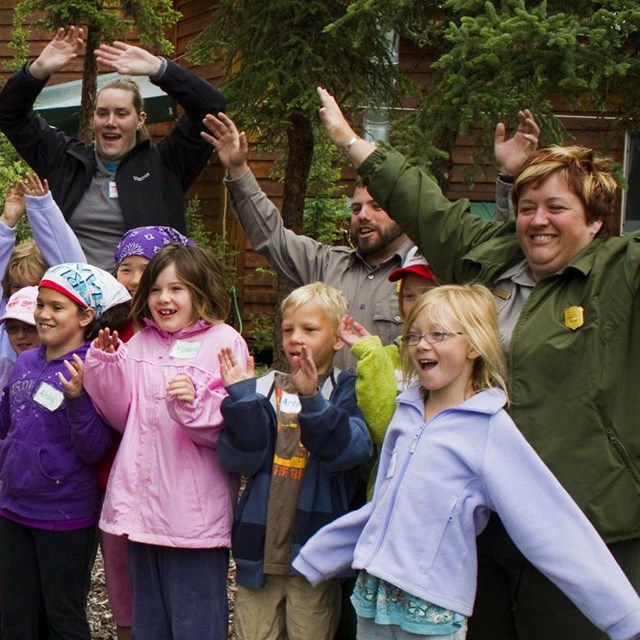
[40,263,131,317]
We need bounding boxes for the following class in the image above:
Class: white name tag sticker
[279,391,301,414]
[108,181,119,199]
[386,450,398,479]
[170,340,201,359]
[33,382,64,412]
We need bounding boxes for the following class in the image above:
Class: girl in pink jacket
[83,243,249,640]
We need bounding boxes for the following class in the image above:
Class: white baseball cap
[0,286,38,326]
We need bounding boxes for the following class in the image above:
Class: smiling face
[148,263,195,334]
[516,172,602,282]
[116,255,150,297]
[5,319,39,354]
[282,300,344,375]
[35,289,94,360]
[93,88,146,162]
[406,307,478,406]
[349,185,406,265]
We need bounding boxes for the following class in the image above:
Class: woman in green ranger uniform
[315,86,640,640]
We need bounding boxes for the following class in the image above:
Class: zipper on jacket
[362,415,427,565]
[409,423,426,453]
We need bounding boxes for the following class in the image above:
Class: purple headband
[114,226,195,270]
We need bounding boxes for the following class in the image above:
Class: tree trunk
[78,26,101,143]
[272,111,315,371]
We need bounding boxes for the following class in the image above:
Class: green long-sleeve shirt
[358,146,640,543]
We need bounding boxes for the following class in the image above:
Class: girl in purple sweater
[0,263,129,639]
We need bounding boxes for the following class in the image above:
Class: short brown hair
[130,244,229,326]
[513,146,619,238]
[3,240,47,297]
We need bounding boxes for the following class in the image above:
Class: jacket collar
[351,238,413,271]
[398,383,507,416]
[35,341,90,364]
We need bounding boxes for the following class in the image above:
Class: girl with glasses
[294,283,640,640]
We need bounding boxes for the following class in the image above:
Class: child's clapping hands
[218,347,254,387]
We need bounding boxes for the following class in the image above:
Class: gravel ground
[87,551,237,640]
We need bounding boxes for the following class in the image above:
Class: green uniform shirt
[359,147,640,542]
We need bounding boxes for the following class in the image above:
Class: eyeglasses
[401,331,463,346]
[5,324,37,335]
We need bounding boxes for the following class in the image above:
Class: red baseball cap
[389,247,436,283]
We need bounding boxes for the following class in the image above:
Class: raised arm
[0,184,23,287]
[316,87,375,166]
[204,111,329,286]
[202,113,250,180]
[494,109,539,178]
[299,372,372,472]
[94,41,162,76]
[22,174,86,264]
[493,109,539,222]
[29,27,85,80]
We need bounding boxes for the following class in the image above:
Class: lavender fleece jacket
[293,387,640,640]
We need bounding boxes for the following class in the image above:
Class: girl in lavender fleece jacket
[294,284,640,640]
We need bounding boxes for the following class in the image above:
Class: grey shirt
[490,259,535,354]
[225,169,412,371]
[68,152,126,271]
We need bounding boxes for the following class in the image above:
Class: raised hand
[93,328,120,354]
[201,113,249,176]
[58,354,86,398]
[316,86,375,165]
[95,41,162,76]
[30,27,85,80]
[316,86,357,150]
[290,342,318,397]
[338,315,371,348]
[0,183,25,228]
[166,374,196,403]
[494,109,540,176]
[21,174,49,197]
[218,347,254,387]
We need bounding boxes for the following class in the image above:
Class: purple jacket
[0,342,112,523]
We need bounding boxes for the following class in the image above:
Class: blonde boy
[218,282,372,640]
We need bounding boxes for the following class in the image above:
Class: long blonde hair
[401,283,508,400]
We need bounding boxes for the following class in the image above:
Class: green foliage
[310,0,640,183]
[303,196,349,245]
[184,195,213,248]
[247,312,276,355]
[254,265,277,279]
[8,0,180,70]
[186,0,404,153]
[0,134,32,243]
[270,135,350,245]
[184,195,240,291]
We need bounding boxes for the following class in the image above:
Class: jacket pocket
[607,426,640,488]
[0,439,78,493]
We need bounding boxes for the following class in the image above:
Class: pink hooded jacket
[83,319,249,548]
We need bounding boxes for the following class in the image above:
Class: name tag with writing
[108,181,119,199]
[170,340,201,359]
[33,382,64,412]
[279,391,301,414]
